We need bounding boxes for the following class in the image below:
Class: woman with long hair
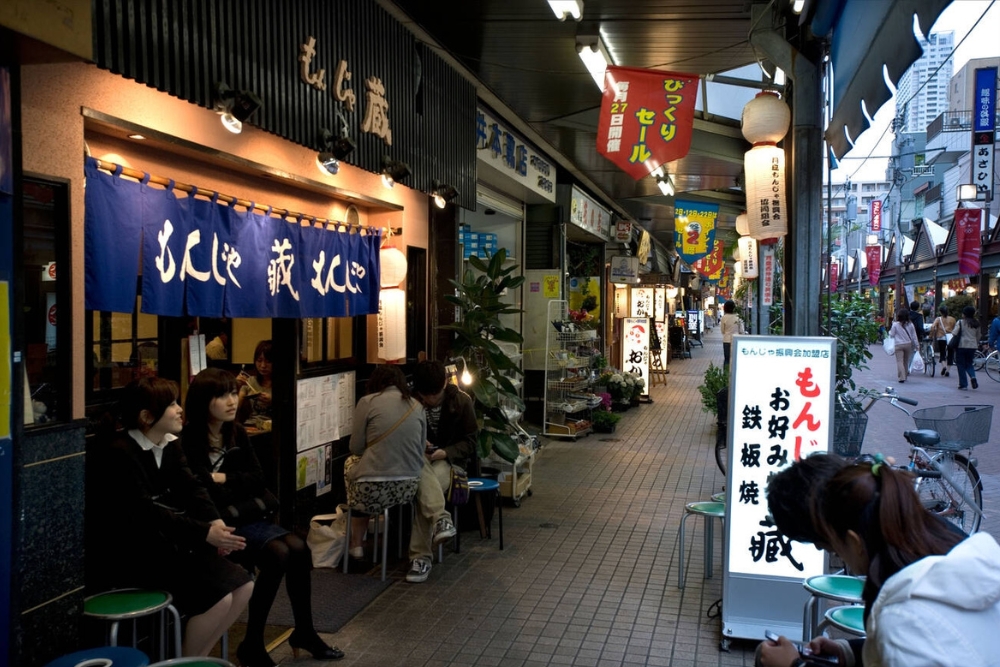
[888,308,918,383]
[86,377,254,657]
[237,339,274,422]
[183,368,344,666]
[953,305,981,390]
[765,461,999,666]
[928,304,956,377]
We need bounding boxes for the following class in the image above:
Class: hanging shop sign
[610,255,640,284]
[615,220,632,242]
[955,208,983,276]
[597,66,699,180]
[761,245,775,307]
[692,240,725,281]
[870,200,882,232]
[829,262,839,292]
[631,287,654,318]
[622,317,650,387]
[674,200,718,264]
[653,288,666,321]
[723,335,834,641]
[613,287,629,318]
[866,245,882,287]
[476,107,556,202]
[569,186,612,239]
[84,159,380,318]
[972,67,997,201]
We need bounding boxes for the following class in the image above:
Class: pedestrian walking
[953,305,981,390]
[888,308,918,383]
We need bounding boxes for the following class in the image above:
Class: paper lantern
[744,144,788,241]
[738,236,758,279]
[732,244,742,262]
[380,246,408,288]
[377,288,406,361]
[735,213,750,236]
[614,287,629,318]
[733,261,743,278]
[665,286,679,300]
[741,91,790,145]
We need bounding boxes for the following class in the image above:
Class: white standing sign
[723,336,835,642]
[622,317,650,387]
[630,287,654,317]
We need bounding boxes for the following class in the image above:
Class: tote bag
[307,506,348,568]
[883,337,896,356]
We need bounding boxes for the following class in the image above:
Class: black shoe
[289,629,345,661]
[972,378,979,389]
[236,641,277,667]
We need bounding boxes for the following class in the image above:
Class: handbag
[883,336,896,356]
[448,465,470,505]
[948,323,961,352]
[306,505,348,568]
[218,488,279,528]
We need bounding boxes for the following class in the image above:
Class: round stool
[84,589,181,661]
[147,659,234,667]
[45,646,149,667]
[802,574,864,641]
[711,491,725,502]
[677,501,725,589]
[468,478,503,550]
[817,605,866,638]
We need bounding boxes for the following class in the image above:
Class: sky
[831,0,1000,184]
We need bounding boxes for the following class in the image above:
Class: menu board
[296,371,355,452]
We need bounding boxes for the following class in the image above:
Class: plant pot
[630,396,641,407]
[612,401,630,412]
[593,422,617,433]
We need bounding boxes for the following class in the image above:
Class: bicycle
[973,340,1000,381]
[917,337,936,377]
[859,388,986,534]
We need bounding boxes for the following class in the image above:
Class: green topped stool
[817,604,866,638]
[677,501,725,589]
[44,646,149,667]
[84,589,182,661]
[802,574,865,641]
[710,491,726,502]
[147,659,234,667]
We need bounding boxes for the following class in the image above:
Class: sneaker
[349,546,364,559]
[406,557,431,583]
[432,517,457,546]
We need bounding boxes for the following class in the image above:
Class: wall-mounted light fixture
[957,183,979,202]
[316,122,356,176]
[575,30,613,90]
[381,156,411,189]
[430,180,460,209]
[548,0,583,20]
[214,82,262,134]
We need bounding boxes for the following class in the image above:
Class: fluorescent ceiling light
[792,0,805,14]
[576,36,612,90]
[656,176,674,197]
[548,0,583,21]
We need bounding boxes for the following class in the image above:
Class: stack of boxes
[459,224,502,259]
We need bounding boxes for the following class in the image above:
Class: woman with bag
[183,369,344,666]
[888,308,919,383]
[344,365,427,561]
[929,305,957,377]
[720,300,745,368]
[86,377,253,657]
[952,306,981,390]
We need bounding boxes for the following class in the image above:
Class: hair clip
[870,452,886,477]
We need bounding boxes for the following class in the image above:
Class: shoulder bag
[948,323,961,352]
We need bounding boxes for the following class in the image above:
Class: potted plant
[697,362,728,416]
[605,372,630,409]
[441,249,526,462]
[592,409,622,433]
[627,372,645,406]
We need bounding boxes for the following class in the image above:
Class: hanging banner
[597,66,699,180]
[866,245,882,287]
[692,240,725,281]
[761,244,775,307]
[85,158,381,318]
[955,209,983,276]
[674,200,718,264]
[829,262,839,292]
[972,67,997,201]
[870,200,882,232]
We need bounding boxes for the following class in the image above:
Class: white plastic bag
[883,337,896,356]
[910,350,924,372]
[307,506,347,568]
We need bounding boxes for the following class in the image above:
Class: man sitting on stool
[406,361,477,583]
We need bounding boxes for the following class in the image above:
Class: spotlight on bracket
[214,82,262,134]
[430,180,460,209]
[316,123,356,176]
[381,156,411,189]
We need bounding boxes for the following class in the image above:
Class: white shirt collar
[129,429,177,468]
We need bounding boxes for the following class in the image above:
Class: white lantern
[377,288,406,361]
[732,244,742,263]
[744,144,788,241]
[614,287,629,318]
[380,246,408,288]
[665,286,679,300]
[738,236,759,279]
[741,91,790,145]
[734,261,743,278]
[735,213,750,236]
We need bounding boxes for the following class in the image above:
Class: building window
[300,317,354,368]
[87,287,159,403]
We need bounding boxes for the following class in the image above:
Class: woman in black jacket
[86,377,253,656]
[183,368,344,666]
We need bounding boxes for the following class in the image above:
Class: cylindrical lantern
[614,287,629,318]
[734,261,743,278]
[738,236,758,279]
[380,246,408,288]
[377,288,406,360]
[744,144,788,241]
[731,244,742,263]
[735,213,750,236]
[741,91,791,144]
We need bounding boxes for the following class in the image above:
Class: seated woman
[345,365,426,560]
[86,377,253,657]
[237,339,273,424]
[762,459,1000,667]
[183,368,344,666]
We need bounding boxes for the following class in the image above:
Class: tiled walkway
[274,328,999,667]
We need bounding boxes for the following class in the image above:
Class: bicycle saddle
[903,429,940,447]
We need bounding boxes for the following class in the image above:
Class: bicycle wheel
[973,350,987,371]
[924,343,936,377]
[985,353,1000,382]
[914,452,983,534]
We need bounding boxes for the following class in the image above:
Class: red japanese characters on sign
[866,246,882,287]
[955,209,983,276]
[870,200,882,232]
[596,66,699,180]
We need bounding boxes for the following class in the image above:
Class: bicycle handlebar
[896,396,918,406]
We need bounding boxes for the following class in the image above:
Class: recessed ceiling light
[128,134,146,140]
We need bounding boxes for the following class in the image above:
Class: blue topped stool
[802,574,865,641]
[468,478,503,550]
[45,647,149,667]
[677,501,725,589]
[817,605,866,638]
[84,589,182,661]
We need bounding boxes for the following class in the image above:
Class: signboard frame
[722,335,835,642]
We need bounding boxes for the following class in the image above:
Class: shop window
[300,317,354,368]
[22,176,72,426]
[87,288,159,402]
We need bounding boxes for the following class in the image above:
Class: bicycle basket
[911,405,992,450]
[833,398,868,458]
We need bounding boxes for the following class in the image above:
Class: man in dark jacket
[406,361,478,582]
[909,300,926,342]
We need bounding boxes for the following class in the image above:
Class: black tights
[244,533,315,647]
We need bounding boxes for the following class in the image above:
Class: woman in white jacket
[888,308,918,383]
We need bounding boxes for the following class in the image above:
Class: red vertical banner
[830,263,839,292]
[866,245,882,287]
[870,200,882,232]
[692,240,725,280]
[955,209,983,275]
[597,67,699,180]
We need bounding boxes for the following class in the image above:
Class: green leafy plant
[591,410,622,429]
[820,292,881,395]
[591,354,608,372]
[441,249,526,462]
[942,293,974,320]
[697,362,728,415]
